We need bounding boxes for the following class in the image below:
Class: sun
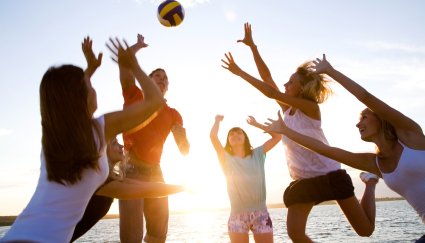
[160,140,230,213]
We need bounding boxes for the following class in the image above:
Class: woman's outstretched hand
[312,54,334,74]
[246,115,259,126]
[82,36,103,77]
[237,22,255,47]
[221,52,243,75]
[264,111,285,134]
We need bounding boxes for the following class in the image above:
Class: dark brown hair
[40,65,101,185]
[224,127,253,157]
[149,68,165,78]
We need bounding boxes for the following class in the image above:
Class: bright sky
[0,0,424,216]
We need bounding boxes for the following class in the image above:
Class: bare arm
[237,22,288,111]
[246,116,282,153]
[116,34,149,90]
[222,52,320,119]
[171,124,190,155]
[314,54,425,145]
[237,23,275,86]
[263,112,381,176]
[210,115,226,168]
[103,38,164,142]
[96,180,185,200]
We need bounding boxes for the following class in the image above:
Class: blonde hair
[361,108,397,141]
[296,61,333,103]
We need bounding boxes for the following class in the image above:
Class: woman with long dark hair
[1,37,164,243]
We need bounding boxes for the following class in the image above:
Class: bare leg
[360,179,378,224]
[229,232,249,243]
[286,203,315,243]
[337,176,378,237]
[253,232,273,243]
[142,167,168,243]
[119,198,144,243]
[143,196,168,243]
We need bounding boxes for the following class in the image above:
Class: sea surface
[1,200,423,242]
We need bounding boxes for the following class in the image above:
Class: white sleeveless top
[282,109,340,180]
[377,142,425,223]
[2,116,109,243]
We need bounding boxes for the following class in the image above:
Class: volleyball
[157,0,185,27]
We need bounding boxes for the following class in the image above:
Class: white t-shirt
[282,109,340,180]
[1,116,109,243]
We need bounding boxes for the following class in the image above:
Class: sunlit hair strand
[296,61,333,103]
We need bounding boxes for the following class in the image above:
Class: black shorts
[416,234,425,243]
[283,169,354,207]
[71,178,115,242]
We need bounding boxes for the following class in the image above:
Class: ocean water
[1,200,423,242]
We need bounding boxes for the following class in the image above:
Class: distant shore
[0,216,18,227]
[0,197,404,227]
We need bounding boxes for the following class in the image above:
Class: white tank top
[282,108,340,180]
[377,142,425,223]
[2,116,109,243]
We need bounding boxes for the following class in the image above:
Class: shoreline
[0,197,404,227]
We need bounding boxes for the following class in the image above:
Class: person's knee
[287,222,309,242]
[287,226,304,241]
[119,218,143,243]
[121,234,143,243]
[145,220,168,241]
[144,234,167,243]
[287,231,306,242]
[144,199,169,236]
[355,226,375,237]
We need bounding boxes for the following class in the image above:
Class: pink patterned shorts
[228,209,273,234]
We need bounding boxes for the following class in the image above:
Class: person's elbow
[262,88,276,99]
[272,133,282,139]
[152,96,165,110]
[144,98,165,118]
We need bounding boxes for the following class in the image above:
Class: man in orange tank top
[118,34,190,243]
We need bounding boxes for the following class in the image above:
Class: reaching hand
[264,111,285,134]
[247,115,265,130]
[246,116,259,126]
[221,52,243,75]
[106,37,138,70]
[82,36,103,77]
[130,33,149,53]
[312,54,334,74]
[215,114,224,123]
[236,22,255,47]
[136,34,148,48]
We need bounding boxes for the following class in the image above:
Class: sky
[0,0,424,216]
